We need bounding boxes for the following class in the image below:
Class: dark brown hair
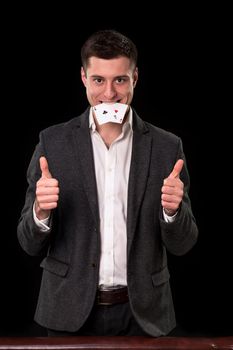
[81,29,138,71]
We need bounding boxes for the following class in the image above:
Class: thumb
[39,156,52,179]
[168,159,184,179]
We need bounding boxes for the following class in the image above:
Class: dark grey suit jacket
[17,108,198,336]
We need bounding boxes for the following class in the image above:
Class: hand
[35,156,59,220]
[161,159,184,216]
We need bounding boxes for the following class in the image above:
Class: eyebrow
[90,75,130,79]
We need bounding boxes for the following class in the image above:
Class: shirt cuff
[33,202,50,232]
[163,208,178,223]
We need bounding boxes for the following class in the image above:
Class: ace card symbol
[93,102,128,125]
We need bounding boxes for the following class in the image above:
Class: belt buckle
[97,294,113,306]
[96,286,128,306]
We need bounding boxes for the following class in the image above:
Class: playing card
[93,103,128,125]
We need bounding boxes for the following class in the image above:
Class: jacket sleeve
[17,136,52,256]
[160,139,198,256]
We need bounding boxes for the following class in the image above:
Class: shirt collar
[89,106,133,133]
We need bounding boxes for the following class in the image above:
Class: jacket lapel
[71,109,100,228]
[127,112,152,253]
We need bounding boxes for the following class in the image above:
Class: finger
[40,156,52,179]
[168,159,184,179]
[37,195,59,203]
[37,202,58,210]
[162,184,183,196]
[37,178,59,189]
[161,193,182,204]
[36,187,59,198]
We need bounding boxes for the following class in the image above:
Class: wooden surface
[0,337,232,350]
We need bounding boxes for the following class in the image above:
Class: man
[17,29,198,337]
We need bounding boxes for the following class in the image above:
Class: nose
[103,81,117,100]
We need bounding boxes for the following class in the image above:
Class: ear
[133,67,138,88]
[81,67,87,86]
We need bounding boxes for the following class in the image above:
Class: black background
[1,4,232,336]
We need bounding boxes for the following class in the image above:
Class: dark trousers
[47,301,148,336]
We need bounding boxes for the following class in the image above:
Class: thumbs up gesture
[161,159,184,216]
[35,156,59,220]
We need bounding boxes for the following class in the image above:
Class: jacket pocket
[151,266,170,287]
[40,256,69,277]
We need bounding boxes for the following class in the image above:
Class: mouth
[100,100,122,104]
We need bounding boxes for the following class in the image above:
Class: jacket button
[91,263,96,268]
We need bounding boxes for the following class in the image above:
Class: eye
[93,78,103,85]
[115,77,126,84]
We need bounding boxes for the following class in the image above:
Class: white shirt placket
[103,145,116,285]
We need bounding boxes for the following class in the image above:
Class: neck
[96,123,122,148]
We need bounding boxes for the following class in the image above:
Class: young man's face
[81,56,138,107]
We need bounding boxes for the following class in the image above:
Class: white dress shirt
[89,109,133,287]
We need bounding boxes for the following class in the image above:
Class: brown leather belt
[96,287,129,305]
